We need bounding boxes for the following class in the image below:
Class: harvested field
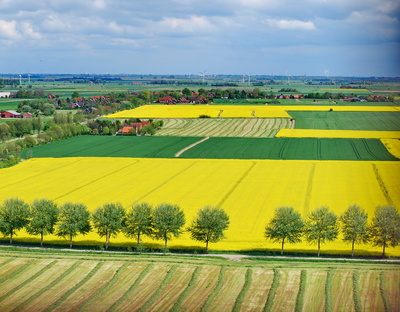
[155,118,290,137]
[276,129,400,139]
[0,251,398,312]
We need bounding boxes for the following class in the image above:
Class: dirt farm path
[1,245,399,263]
[175,136,210,157]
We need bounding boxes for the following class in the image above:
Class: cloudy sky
[0,0,399,76]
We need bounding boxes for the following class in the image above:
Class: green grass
[22,135,201,158]
[179,137,398,161]
[289,111,400,131]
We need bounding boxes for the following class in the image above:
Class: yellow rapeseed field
[276,129,400,139]
[105,104,399,119]
[1,157,399,256]
[381,139,400,158]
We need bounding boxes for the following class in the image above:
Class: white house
[0,92,11,98]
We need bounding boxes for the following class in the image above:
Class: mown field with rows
[0,249,399,312]
[22,136,397,161]
[1,157,399,255]
[155,118,290,137]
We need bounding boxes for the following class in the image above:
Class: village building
[0,110,32,118]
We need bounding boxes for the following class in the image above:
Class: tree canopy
[152,203,185,249]
[187,206,230,252]
[265,206,304,255]
[339,205,369,257]
[26,198,59,246]
[124,202,153,246]
[56,202,91,248]
[0,198,30,244]
[369,205,400,258]
[304,206,338,256]
[92,202,126,249]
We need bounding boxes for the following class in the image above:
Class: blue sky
[0,0,399,76]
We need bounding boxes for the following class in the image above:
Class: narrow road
[175,136,210,157]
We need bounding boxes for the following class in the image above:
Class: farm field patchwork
[155,118,290,137]
[288,111,400,131]
[22,136,398,161]
[105,104,400,119]
[0,251,398,312]
[0,157,399,255]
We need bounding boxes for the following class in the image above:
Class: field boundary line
[371,164,394,206]
[175,137,210,157]
[217,161,257,207]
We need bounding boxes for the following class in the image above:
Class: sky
[0,0,399,77]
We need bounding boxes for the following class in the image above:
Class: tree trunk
[69,234,73,248]
[105,232,110,249]
[317,239,321,257]
[205,240,209,253]
[10,232,13,244]
[164,236,168,250]
[40,233,44,247]
[382,244,386,258]
[137,232,141,246]
[351,240,355,257]
[281,238,285,255]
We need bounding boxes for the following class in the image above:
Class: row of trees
[265,205,400,257]
[0,199,229,252]
[0,197,398,256]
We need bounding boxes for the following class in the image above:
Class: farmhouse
[117,120,151,135]
[0,92,12,98]
[0,110,32,118]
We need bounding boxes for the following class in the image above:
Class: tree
[369,206,400,258]
[304,206,338,256]
[265,206,304,255]
[26,198,59,246]
[124,202,153,246]
[187,206,230,252]
[152,203,185,249]
[56,202,91,248]
[92,202,126,249]
[0,198,30,244]
[339,205,369,257]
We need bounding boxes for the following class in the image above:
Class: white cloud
[21,21,42,39]
[265,19,316,30]
[0,20,20,38]
[158,15,215,33]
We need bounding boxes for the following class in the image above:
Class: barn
[0,110,32,118]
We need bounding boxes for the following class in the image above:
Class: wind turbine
[248,73,252,86]
[242,74,245,84]
[199,70,207,84]
[19,74,22,86]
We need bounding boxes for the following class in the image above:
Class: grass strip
[171,266,202,312]
[201,266,226,312]
[12,261,80,312]
[379,271,390,312]
[0,260,34,284]
[232,268,253,312]
[0,257,17,269]
[0,260,57,302]
[352,270,362,312]
[295,270,307,312]
[43,262,104,312]
[138,264,178,312]
[324,270,333,312]
[263,268,280,312]
[107,263,153,312]
[77,262,130,312]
